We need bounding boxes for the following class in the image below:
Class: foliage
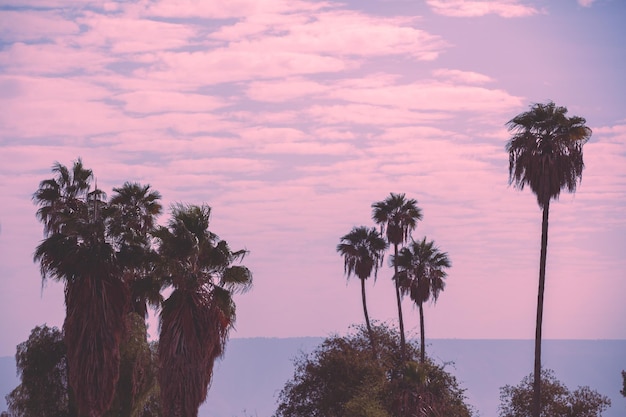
[337,226,387,283]
[108,182,163,319]
[30,160,252,417]
[104,313,159,417]
[32,160,130,417]
[337,226,388,356]
[6,323,161,417]
[506,101,592,208]
[621,370,626,398]
[498,369,611,417]
[274,324,473,417]
[371,193,423,356]
[5,325,73,417]
[155,203,252,417]
[371,193,423,247]
[505,102,591,417]
[394,237,451,363]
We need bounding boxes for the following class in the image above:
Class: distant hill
[2,338,625,417]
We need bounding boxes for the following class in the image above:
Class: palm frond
[220,265,253,294]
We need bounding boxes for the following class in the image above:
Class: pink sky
[0,0,625,356]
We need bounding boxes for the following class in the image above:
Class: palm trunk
[361,278,377,359]
[533,200,550,417]
[393,244,406,358]
[419,302,425,363]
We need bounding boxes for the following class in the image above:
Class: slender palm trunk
[418,303,425,363]
[393,244,406,358]
[361,278,377,359]
[533,200,550,417]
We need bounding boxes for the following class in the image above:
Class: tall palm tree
[371,193,423,356]
[337,226,388,356]
[506,101,591,417]
[154,204,252,417]
[108,182,163,318]
[33,159,129,417]
[394,238,451,363]
[107,182,163,417]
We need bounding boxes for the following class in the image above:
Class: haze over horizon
[1,0,625,357]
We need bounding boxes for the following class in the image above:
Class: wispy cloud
[426,0,540,18]
[432,68,494,84]
[0,0,624,354]
[578,0,597,7]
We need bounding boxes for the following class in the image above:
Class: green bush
[274,323,474,417]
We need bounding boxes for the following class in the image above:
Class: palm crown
[394,238,451,306]
[394,237,451,363]
[506,101,591,208]
[337,226,387,282]
[108,182,163,319]
[372,192,423,246]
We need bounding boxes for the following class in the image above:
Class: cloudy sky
[0,0,624,356]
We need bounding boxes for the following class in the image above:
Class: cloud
[2,0,624,349]
[0,10,80,42]
[328,80,523,113]
[426,0,540,18]
[140,0,333,19]
[213,11,448,60]
[432,68,494,84]
[245,78,330,102]
[76,12,198,54]
[578,0,596,7]
[116,90,229,114]
[0,42,113,75]
[307,103,448,126]
[137,49,353,85]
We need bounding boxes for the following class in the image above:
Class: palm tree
[33,159,129,417]
[108,182,163,319]
[337,226,388,356]
[506,101,591,417]
[154,204,252,417]
[107,182,163,417]
[371,193,423,356]
[394,238,451,363]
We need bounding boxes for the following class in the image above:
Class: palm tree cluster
[337,192,451,363]
[32,159,252,417]
[334,100,592,417]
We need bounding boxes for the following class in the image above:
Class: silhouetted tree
[372,193,422,357]
[506,102,591,417]
[33,160,129,417]
[394,238,451,363]
[106,182,163,417]
[5,325,73,417]
[6,323,160,417]
[274,324,473,417]
[104,314,159,417]
[155,204,252,417]
[337,226,388,357]
[108,182,163,319]
[499,369,610,417]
